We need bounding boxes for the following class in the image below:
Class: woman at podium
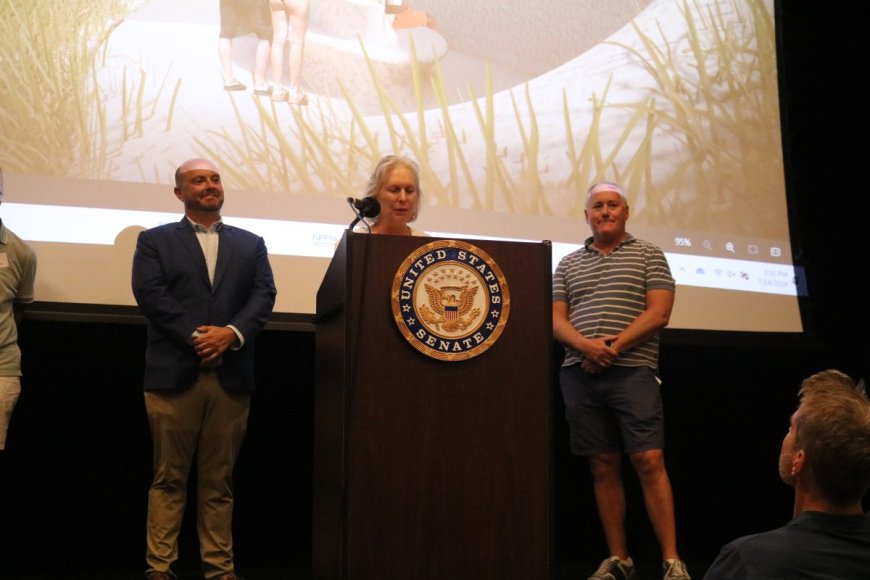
[354,155,429,236]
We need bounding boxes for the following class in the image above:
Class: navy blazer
[132,218,276,392]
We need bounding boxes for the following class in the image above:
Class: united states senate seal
[391,240,510,361]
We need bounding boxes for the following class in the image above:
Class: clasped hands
[581,335,619,374]
[193,325,236,367]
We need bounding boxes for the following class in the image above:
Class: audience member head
[779,369,870,508]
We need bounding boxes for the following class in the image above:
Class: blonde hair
[794,369,870,503]
[364,155,422,222]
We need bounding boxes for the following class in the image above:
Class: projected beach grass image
[1,0,783,240]
[1,0,801,328]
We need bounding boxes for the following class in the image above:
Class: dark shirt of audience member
[704,369,870,579]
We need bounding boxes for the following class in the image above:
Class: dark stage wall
[3,322,315,577]
[1,1,869,578]
[1,321,865,578]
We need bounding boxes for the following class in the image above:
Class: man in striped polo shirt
[553,181,689,580]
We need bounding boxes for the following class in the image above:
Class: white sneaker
[662,559,691,580]
[588,556,637,580]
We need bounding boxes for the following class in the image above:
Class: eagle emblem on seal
[392,239,510,361]
[419,284,481,333]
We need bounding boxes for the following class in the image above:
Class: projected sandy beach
[1,0,784,240]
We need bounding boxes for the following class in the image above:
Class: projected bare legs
[270,0,310,105]
[218,38,269,90]
[218,0,272,91]
[217,37,244,89]
[253,38,271,92]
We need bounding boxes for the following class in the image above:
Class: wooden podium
[313,232,553,580]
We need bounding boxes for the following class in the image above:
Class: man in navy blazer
[132,158,276,580]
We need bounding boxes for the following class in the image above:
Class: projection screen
[0,0,801,331]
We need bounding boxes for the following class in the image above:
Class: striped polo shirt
[553,234,674,369]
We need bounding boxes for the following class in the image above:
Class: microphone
[346,196,380,232]
[346,196,380,218]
